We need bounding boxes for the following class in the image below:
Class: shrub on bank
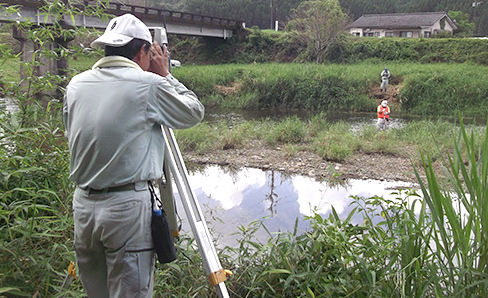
[399,63,488,116]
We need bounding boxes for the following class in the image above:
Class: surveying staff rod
[161,125,230,298]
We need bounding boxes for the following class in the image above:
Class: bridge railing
[107,2,242,29]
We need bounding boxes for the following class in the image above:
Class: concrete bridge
[0,0,243,79]
[1,0,243,39]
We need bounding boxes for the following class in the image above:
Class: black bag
[149,183,177,264]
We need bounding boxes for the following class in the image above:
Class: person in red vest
[377,100,390,130]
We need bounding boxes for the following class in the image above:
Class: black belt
[88,183,136,195]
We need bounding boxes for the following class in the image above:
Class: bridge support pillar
[12,25,73,79]
[12,25,74,102]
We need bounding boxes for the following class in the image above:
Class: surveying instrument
[61,27,231,297]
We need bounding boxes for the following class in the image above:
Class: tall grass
[413,116,488,297]
[399,64,488,116]
[175,63,376,112]
[0,103,76,297]
[172,62,488,118]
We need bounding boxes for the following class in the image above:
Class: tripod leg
[161,125,231,297]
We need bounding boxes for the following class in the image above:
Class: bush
[266,116,307,145]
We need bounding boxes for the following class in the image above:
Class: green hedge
[330,37,488,65]
[173,30,488,66]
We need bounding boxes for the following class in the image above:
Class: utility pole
[270,0,273,29]
[472,1,483,35]
[275,0,279,31]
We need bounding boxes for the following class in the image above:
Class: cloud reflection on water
[178,165,414,248]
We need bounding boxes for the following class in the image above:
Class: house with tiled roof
[349,12,457,38]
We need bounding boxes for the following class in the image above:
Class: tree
[448,10,475,37]
[339,0,396,21]
[287,0,349,63]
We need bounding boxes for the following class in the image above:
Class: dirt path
[371,81,402,110]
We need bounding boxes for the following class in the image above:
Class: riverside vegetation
[1,3,488,298]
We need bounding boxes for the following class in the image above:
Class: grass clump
[313,121,359,161]
[218,121,257,150]
[174,122,216,153]
[265,116,307,145]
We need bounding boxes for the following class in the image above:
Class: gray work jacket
[63,56,204,189]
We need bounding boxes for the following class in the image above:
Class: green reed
[413,115,488,297]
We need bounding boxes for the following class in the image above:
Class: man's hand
[148,41,170,77]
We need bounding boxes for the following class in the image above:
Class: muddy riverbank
[184,140,437,186]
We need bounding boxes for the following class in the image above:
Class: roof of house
[349,12,457,30]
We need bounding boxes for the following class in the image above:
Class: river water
[176,165,415,248]
[204,106,412,131]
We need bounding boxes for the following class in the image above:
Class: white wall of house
[349,28,423,38]
[350,27,363,36]
[349,27,384,37]
[349,24,453,38]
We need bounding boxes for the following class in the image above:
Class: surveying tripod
[160,125,231,297]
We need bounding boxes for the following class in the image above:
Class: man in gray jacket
[63,14,204,297]
[380,67,390,93]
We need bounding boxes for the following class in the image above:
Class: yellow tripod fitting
[208,269,233,286]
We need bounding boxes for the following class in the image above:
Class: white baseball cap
[91,14,152,48]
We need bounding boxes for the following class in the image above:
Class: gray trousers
[377,117,389,130]
[73,182,155,298]
[380,78,389,90]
